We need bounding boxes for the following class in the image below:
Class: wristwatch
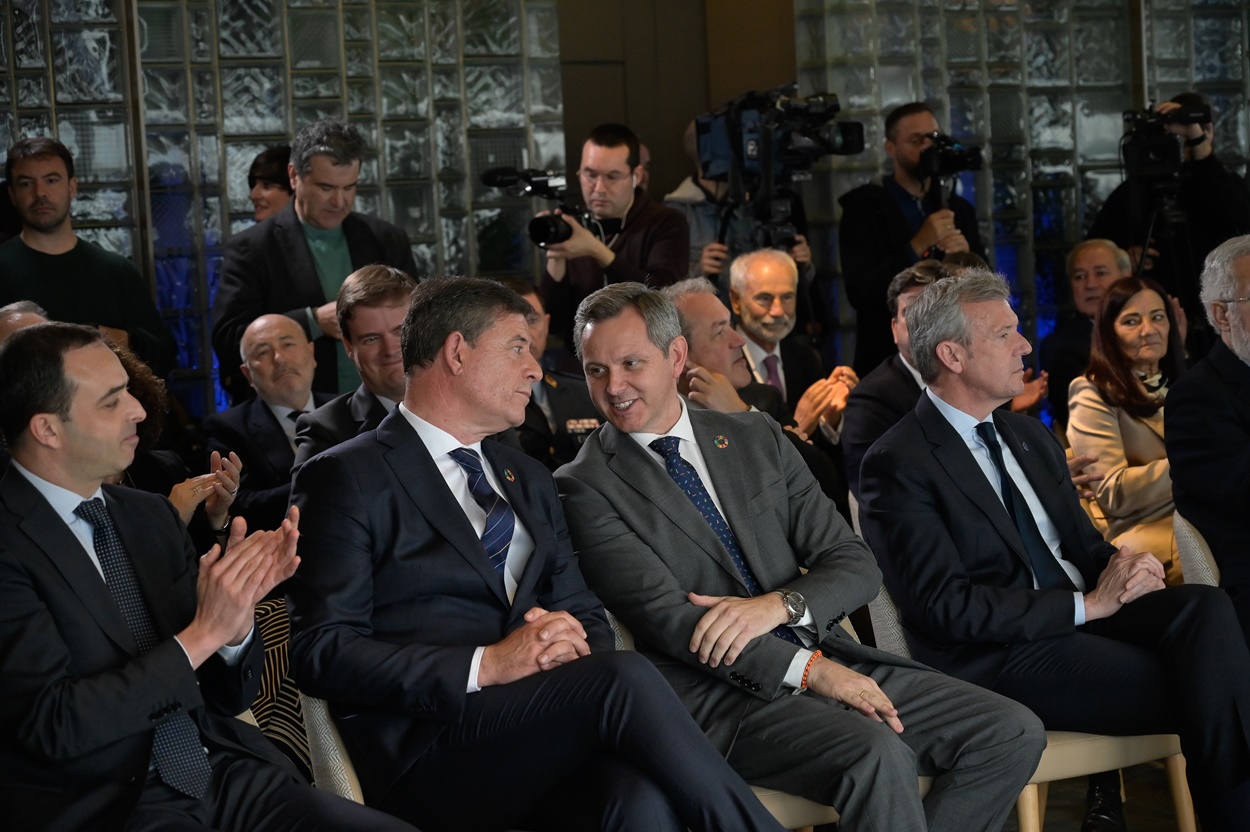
[776,588,806,627]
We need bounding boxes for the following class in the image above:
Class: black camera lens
[528,215,573,246]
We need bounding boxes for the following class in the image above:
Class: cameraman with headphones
[538,123,689,359]
[1089,92,1250,351]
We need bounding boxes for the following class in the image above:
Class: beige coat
[1067,376,1178,579]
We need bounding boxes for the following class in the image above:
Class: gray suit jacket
[555,407,918,754]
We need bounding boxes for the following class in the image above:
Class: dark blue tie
[449,448,514,577]
[648,436,803,646]
[74,498,212,800]
[974,423,1075,591]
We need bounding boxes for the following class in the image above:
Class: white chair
[300,693,365,803]
[869,587,1196,832]
[1175,511,1220,586]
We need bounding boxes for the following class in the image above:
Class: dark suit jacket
[211,202,418,398]
[839,180,984,377]
[286,409,613,801]
[859,393,1115,689]
[1167,339,1250,625]
[737,380,786,423]
[292,384,391,471]
[202,393,333,531]
[779,338,825,409]
[517,370,600,471]
[842,354,922,499]
[556,408,918,755]
[0,469,289,831]
[1039,313,1093,432]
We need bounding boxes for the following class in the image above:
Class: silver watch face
[783,590,805,625]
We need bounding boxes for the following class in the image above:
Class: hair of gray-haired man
[660,277,720,341]
[1201,235,1250,327]
[572,282,682,362]
[0,300,50,318]
[1065,239,1131,282]
[905,269,1013,384]
[727,248,799,296]
[289,117,368,177]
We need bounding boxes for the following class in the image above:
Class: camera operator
[1089,92,1250,350]
[838,102,986,377]
[664,120,814,295]
[538,123,689,356]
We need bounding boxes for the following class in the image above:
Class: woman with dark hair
[1067,275,1186,583]
[248,145,293,222]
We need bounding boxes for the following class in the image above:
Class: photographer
[538,123,689,354]
[838,102,986,376]
[1089,93,1250,350]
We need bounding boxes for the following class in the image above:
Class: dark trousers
[126,748,416,831]
[991,584,1250,830]
[380,651,783,832]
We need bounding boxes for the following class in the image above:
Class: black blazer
[211,202,418,398]
[859,393,1115,688]
[202,393,333,532]
[1038,314,1093,431]
[779,338,825,409]
[1167,339,1250,624]
[517,370,601,471]
[292,384,391,471]
[286,409,612,801]
[842,354,923,499]
[0,469,290,831]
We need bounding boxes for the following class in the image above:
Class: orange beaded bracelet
[801,649,822,690]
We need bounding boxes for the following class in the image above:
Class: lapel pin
[714,435,729,449]
[1021,441,1030,451]
[504,469,516,482]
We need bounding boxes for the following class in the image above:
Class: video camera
[1121,102,1212,180]
[480,166,596,247]
[695,82,865,252]
[918,132,983,180]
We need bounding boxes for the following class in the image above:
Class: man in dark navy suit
[287,277,783,832]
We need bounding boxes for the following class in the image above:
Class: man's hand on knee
[1083,546,1166,621]
[479,607,590,686]
[806,658,904,734]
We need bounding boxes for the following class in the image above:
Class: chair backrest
[300,693,366,803]
[867,586,913,659]
[1174,511,1220,586]
[252,599,312,781]
[848,490,863,537]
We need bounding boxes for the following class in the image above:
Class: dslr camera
[1122,101,1212,180]
[918,132,983,179]
[480,166,597,247]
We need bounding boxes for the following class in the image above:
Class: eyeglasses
[578,169,631,186]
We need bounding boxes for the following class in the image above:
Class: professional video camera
[694,82,866,252]
[480,166,596,247]
[918,132,983,179]
[1121,101,1212,181]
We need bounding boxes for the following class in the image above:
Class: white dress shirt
[397,404,536,692]
[924,388,1088,624]
[266,393,317,449]
[629,399,816,688]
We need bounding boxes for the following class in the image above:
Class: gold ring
[191,485,204,495]
[859,689,870,700]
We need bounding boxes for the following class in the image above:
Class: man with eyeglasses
[1168,235,1250,641]
[538,123,689,362]
[838,102,986,378]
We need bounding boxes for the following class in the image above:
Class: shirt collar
[898,353,926,389]
[372,392,399,412]
[397,403,485,458]
[738,328,780,368]
[267,393,316,424]
[627,397,695,458]
[925,387,992,439]
[10,459,104,524]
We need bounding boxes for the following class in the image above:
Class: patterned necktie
[974,423,1075,591]
[73,498,212,799]
[449,448,514,577]
[761,354,784,399]
[648,436,802,646]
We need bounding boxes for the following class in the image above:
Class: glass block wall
[795,0,1250,367]
[3,0,564,417]
[0,0,141,257]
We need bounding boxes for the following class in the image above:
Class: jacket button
[751,683,761,692]
[244,668,253,680]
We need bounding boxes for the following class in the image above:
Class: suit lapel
[108,487,182,640]
[248,398,296,477]
[600,421,750,591]
[376,412,510,606]
[691,410,769,582]
[917,396,1032,569]
[274,206,326,304]
[350,385,391,431]
[2,471,136,653]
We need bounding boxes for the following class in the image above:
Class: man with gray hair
[1167,234,1250,639]
[213,117,418,399]
[558,280,1046,832]
[860,269,1250,831]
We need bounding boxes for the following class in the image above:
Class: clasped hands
[479,607,590,687]
[1083,545,1166,621]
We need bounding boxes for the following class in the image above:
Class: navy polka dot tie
[74,498,212,800]
[449,448,514,577]
[649,436,802,646]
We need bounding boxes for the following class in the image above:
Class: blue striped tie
[449,448,514,576]
[649,436,803,646]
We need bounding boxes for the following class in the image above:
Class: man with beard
[839,102,986,377]
[1167,235,1250,639]
[0,138,175,377]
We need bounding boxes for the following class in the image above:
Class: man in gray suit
[555,282,1045,832]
